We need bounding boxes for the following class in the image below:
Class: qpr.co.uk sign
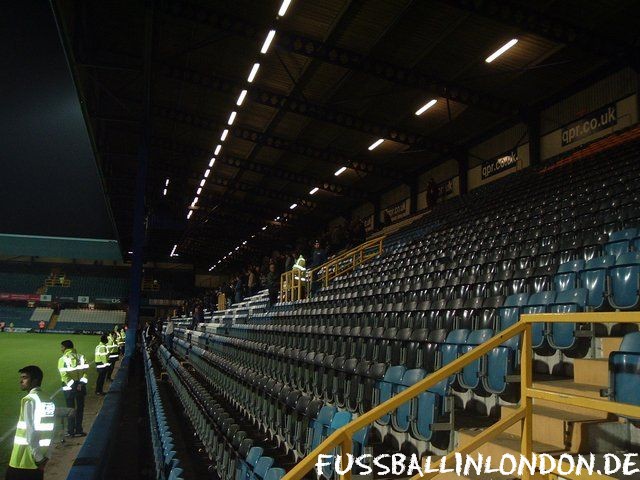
[481,153,518,180]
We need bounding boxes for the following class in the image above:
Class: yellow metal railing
[279,236,385,302]
[283,312,640,480]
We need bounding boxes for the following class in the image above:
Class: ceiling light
[235,246,240,251]
[163,188,167,196]
[191,197,199,207]
[165,178,170,186]
[197,187,202,195]
[290,203,297,210]
[204,169,210,178]
[485,38,518,63]
[309,187,319,195]
[128,251,133,254]
[275,216,280,221]
[415,99,437,116]
[334,166,347,176]
[251,235,256,238]
[209,267,213,271]
[170,245,177,257]
[200,179,206,187]
[278,0,292,16]
[227,112,236,126]
[221,129,229,141]
[247,63,260,83]
[262,226,267,231]
[261,30,276,54]
[368,138,384,151]
[187,211,193,219]
[236,90,248,107]
[228,251,233,256]
[209,158,215,168]
[242,241,247,245]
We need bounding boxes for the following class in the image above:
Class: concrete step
[573,358,608,387]
[531,379,611,419]
[599,337,624,358]
[501,404,611,452]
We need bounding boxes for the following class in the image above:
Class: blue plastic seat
[458,329,494,391]
[321,411,353,478]
[522,291,556,353]
[498,293,529,331]
[554,260,584,292]
[548,289,588,352]
[168,467,184,480]
[411,379,449,443]
[609,252,640,310]
[579,255,615,310]
[609,332,640,414]
[237,446,263,480]
[393,369,426,432]
[377,366,405,425]
[251,457,274,480]
[264,468,286,480]
[440,329,470,385]
[605,228,637,258]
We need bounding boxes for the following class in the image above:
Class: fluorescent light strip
[163,188,167,196]
[262,226,267,231]
[165,178,170,186]
[242,241,247,245]
[197,187,202,195]
[221,129,229,141]
[334,166,347,176]
[214,145,222,156]
[191,197,199,207]
[368,138,384,151]
[204,169,210,178]
[309,187,319,195]
[290,203,297,210]
[486,38,518,63]
[170,244,177,256]
[261,30,276,54]
[278,0,292,16]
[247,63,260,83]
[227,112,236,126]
[415,99,437,116]
[209,158,216,168]
[200,179,206,187]
[187,211,193,219]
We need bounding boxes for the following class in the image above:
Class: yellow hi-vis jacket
[117,329,125,347]
[9,388,55,469]
[58,348,88,388]
[94,341,110,368]
[107,333,119,359]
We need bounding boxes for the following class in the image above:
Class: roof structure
[52,0,640,268]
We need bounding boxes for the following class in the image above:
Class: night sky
[0,1,117,240]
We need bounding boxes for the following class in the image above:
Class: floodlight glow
[278,0,292,16]
[309,187,319,195]
[261,30,276,54]
[227,112,236,126]
[485,38,518,63]
[415,99,437,116]
[247,63,260,83]
[221,129,229,141]
[334,166,347,176]
[368,138,384,150]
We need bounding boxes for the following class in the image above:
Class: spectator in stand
[234,275,244,304]
[310,240,327,268]
[266,263,279,305]
[247,266,257,296]
[427,177,439,209]
[191,304,204,330]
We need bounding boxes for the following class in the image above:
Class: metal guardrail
[283,312,640,480]
[279,236,385,302]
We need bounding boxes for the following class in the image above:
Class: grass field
[0,333,101,477]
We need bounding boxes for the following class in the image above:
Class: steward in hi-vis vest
[58,340,88,438]
[8,366,54,480]
[94,335,110,395]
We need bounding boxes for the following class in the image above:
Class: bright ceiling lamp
[204,169,210,178]
[415,99,437,116]
[191,197,199,207]
[209,158,216,168]
[235,246,240,251]
[170,244,177,256]
[309,187,319,195]
[262,226,267,231]
[485,38,518,63]
[289,203,297,210]
[163,188,167,196]
[200,179,206,187]
[247,63,260,83]
[165,178,170,186]
[197,187,202,195]
[187,211,193,219]
[242,240,247,245]
[261,30,276,54]
[236,90,247,107]
[334,166,347,176]
[368,138,384,151]
[214,144,222,155]
[220,129,229,141]
[227,112,236,126]
[278,0,292,16]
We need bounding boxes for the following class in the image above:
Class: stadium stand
[0,272,47,294]
[161,137,640,474]
[55,309,126,332]
[0,306,35,328]
[46,275,129,299]
[29,307,54,323]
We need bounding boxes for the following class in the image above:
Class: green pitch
[0,333,101,477]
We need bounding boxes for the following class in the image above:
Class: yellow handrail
[283,312,640,480]
[279,236,385,302]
